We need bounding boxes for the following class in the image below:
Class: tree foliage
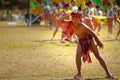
[116,0,120,6]
[0,0,29,9]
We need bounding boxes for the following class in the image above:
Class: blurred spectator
[6,9,12,21]
[25,10,34,26]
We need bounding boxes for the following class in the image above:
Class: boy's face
[71,13,82,24]
[108,5,112,8]
[72,17,80,24]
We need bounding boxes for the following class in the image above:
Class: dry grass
[0,23,120,80]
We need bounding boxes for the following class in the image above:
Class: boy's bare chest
[73,26,88,38]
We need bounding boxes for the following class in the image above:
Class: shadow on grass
[32,39,77,47]
[63,77,119,80]
[103,38,120,42]
[63,78,102,80]
[84,77,105,80]
[32,39,60,43]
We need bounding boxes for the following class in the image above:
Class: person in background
[6,9,12,21]
[51,3,62,40]
[113,1,118,27]
[83,1,95,30]
[25,10,34,26]
[106,3,114,38]
[94,5,103,35]
[43,1,50,28]
[25,10,30,26]
[71,0,78,13]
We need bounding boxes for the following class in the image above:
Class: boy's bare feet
[51,37,54,40]
[73,74,83,79]
[105,73,115,79]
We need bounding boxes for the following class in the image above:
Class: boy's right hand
[97,42,104,49]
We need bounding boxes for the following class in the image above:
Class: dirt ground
[0,23,120,80]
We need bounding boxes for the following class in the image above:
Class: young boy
[70,12,115,79]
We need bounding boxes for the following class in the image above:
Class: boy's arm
[59,14,70,22]
[82,23,104,48]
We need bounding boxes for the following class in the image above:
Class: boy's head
[107,3,112,8]
[96,5,100,10]
[63,4,70,10]
[71,12,82,24]
[71,0,76,6]
[86,1,93,7]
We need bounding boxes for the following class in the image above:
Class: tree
[116,0,120,6]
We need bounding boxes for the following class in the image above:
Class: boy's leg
[110,26,113,37]
[116,30,120,39]
[51,27,58,40]
[74,44,83,79]
[60,33,66,43]
[108,26,111,38]
[116,24,120,39]
[90,39,115,79]
[97,24,101,35]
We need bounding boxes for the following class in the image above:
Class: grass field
[0,22,120,80]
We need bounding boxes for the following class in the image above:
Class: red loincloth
[79,35,92,63]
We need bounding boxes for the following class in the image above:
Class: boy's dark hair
[71,0,75,3]
[55,3,59,7]
[44,1,47,5]
[63,4,69,9]
[53,2,56,6]
[78,5,82,11]
[86,1,92,6]
[96,5,100,9]
[107,2,112,6]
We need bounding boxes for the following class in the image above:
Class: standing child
[60,4,73,43]
[83,1,95,30]
[43,1,50,28]
[70,12,115,79]
[51,3,62,40]
[95,5,103,35]
[106,3,114,38]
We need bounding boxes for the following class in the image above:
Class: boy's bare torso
[72,23,90,39]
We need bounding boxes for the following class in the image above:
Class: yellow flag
[64,0,71,4]
[32,7,43,15]
[76,0,86,10]
[52,0,62,3]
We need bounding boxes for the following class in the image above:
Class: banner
[94,0,102,6]
[64,0,71,4]
[76,0,86,10]
[30,0,52,14]
[103,0,108,6]
[36,0,42,3]
[52,0,62,3]
[32,7,44,15]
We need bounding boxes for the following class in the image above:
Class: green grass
[0,23,120,80]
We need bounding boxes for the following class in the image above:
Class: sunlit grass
[0,23,120,80]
